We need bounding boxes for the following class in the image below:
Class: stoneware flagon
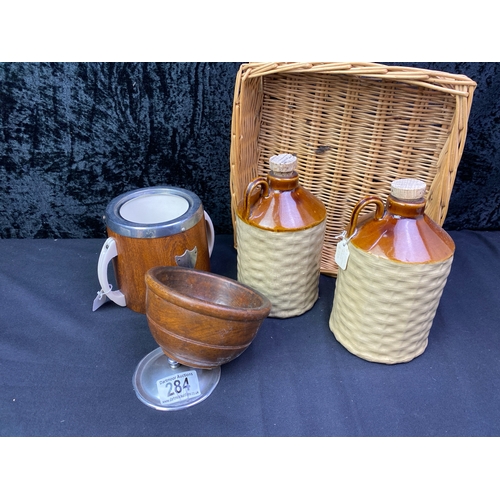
[329,179,455,364]
[236,153,327,318]
[95,186,214,314]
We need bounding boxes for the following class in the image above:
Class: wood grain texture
[108,217,211,313]
[145,266,271,369]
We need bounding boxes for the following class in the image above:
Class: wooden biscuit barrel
[96,186,214,314]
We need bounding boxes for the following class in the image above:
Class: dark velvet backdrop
[0,62,242,238]
[1,62,499,238]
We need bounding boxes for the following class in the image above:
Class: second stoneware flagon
[329,179,455,364]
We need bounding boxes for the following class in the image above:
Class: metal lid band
[104,186,204,238]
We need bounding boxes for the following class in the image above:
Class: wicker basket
[229,62,476,276]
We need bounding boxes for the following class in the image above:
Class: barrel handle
[96,237,127,307]
[241,177,269,220]
[346,196,385,238]
[204,210,215,256]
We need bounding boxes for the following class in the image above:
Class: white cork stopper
[269,153,297,175]
[391,178,426,201]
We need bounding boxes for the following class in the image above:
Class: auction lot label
[157,370,201,405]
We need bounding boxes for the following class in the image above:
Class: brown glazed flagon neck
[348,193,455,264]
[238,171,326,231]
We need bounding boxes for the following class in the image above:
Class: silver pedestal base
[132,347,221,411]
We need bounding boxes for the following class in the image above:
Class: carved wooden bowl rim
[145,266,272,322]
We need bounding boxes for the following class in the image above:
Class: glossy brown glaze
[349,194,455,264]
[145,266,271,369]
[237,171,326,231]
[108,217,211,314]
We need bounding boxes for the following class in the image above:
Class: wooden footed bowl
[145,266,272,369]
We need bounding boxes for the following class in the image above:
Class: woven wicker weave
[229,62,476,276]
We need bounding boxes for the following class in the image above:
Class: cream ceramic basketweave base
[330,244,453,364]
[236,217,326,318]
